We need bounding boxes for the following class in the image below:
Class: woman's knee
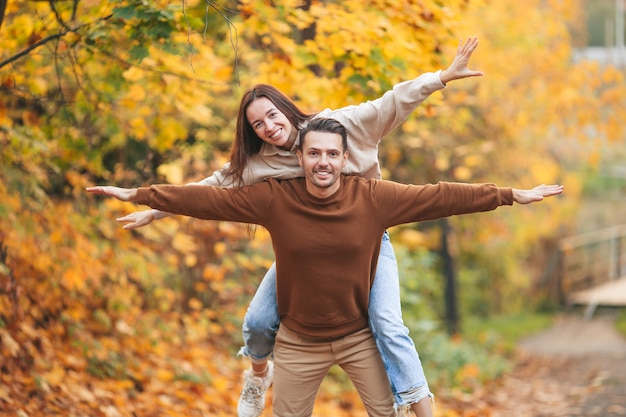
[243,308,277,335]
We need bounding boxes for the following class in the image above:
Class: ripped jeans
[239,232,431,407]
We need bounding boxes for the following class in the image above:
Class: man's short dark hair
[299,118,348,152]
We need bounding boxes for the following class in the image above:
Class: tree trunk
[0,0,7,31]
[440,218,459,335]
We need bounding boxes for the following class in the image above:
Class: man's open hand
[86,186,138,202]
[512,184,563,204]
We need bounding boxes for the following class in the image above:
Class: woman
[118,37,483,417]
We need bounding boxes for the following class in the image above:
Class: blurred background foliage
[1,0,625,415]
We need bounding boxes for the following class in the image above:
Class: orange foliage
[0,178,270,414]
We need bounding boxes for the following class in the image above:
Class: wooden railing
[556,224,626,302]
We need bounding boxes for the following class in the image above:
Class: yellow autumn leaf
[122,66,145,82]
[202,264,224,282]
[453,166,472,181]
[0,103,11,128]
[601,66,624,84]
[211,376,231,393]
[50,229,64,245]
[187,104,213,125]
[122,84,147,105]
[156,162,184,184]
[529,158,560,183]
[586,149,601,167]
[62,267,85,290]
[188,298,203,311]
[184,252,197,268]
[0,329,20,357]
[64,306,86,322]
[172,232,198,253]
[69,383,97,403]
[213,241,227,257]
[0,385,11,403]
[604,118,624,143]
[156,369,174,382]
[397,229,426,250]
[128,117,148,139]
[456,363,481,381]
[435,154,450,172]
[155,118,186,151]
[43,365,66,387]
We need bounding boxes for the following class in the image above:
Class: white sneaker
[237,361,274,417]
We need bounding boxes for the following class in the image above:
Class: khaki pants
[272,325,394,416]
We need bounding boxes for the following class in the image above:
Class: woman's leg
[238,262,280,417]
[240,262,280,360]
[368,232,433,415]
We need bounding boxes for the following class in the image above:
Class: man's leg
[369,232,433,416]
[272,326,333,417]
[333,328,395,417]
[238,262,280,417]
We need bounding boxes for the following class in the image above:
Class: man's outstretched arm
[87,183,268,227]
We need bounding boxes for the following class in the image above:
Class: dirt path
[485,311,626,417]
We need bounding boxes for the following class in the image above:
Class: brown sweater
[136,177,513,338]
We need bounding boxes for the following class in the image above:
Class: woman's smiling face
[246,97,297,149]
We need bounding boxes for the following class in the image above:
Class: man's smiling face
[297,130,348,198]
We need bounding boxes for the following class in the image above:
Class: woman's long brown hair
[224,84,315,186]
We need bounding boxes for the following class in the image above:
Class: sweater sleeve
[372,181,514,227]
[136,183,271,225]
[148,166,232,220]
[321,71,445,148]
[193,166,233,187]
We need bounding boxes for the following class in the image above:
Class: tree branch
[0,10,112,70]
[205,0,239,84]
[0,32,67,69]
[49,0,73,32]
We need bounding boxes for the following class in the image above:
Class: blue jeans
[240,232,430,406]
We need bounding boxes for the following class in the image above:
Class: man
[87,118,563,416]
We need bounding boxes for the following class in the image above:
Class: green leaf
[146,21,174,40]
[111,5,137,20]
[129,45,150,61]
